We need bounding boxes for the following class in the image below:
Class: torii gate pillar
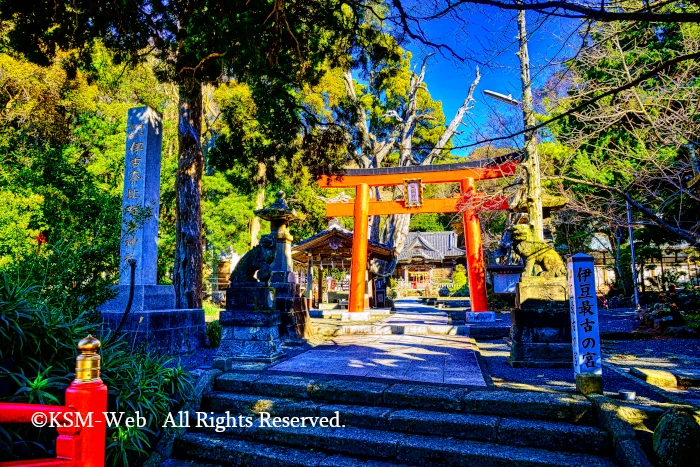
[347,183,370,318]
[461,178,493,320]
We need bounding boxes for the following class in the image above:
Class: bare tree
[342,57,481,273]
[381,0,700,153]
[543,19,700,246]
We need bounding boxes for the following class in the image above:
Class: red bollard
[60,336,108,467]
[52,336,108,467]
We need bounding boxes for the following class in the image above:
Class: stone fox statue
[229,234,276,284]
[510,224,567,278]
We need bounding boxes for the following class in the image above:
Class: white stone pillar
[567,253,603,394]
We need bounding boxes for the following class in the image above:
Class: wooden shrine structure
[292,219,393,308]
[317,153,521,318]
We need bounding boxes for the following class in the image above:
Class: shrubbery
[449,264,469,296]
[206,320,222,348]
[0,275,193,466]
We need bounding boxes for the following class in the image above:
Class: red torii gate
[317,153,521,318]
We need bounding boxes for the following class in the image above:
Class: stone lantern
[255,191,309,339]
[255,191,298,284]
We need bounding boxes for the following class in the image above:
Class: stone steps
[214,373,595,423]
[174,426,616,467]
[313,324,509,339]
[173,432,410,466]
[203,392,611,454]
[339,324,469,336]
[165,372,619,467]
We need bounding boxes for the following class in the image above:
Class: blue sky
[399,8,580,155]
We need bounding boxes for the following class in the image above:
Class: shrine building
[395,231,466,291]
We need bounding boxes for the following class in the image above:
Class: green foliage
[202,171,256,256]
[409,213,447,232]
[0,47,194,465]
[0,274,193,465]
[544,11,700,249]
[324,268,349,282]
[101,344,193,467]
[450,265,469,296]
[206,320,222,349]
[202,301,221,321]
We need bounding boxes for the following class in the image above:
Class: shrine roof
[398,231,465,263]
[292,219,392,263]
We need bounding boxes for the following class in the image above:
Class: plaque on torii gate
[317,153,522,321]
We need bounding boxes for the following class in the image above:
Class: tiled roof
[294,220,389,251]
[292,219,393,262]
[398,231,466,262]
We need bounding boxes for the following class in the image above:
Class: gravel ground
[475,338,668,403]
[598,307,642,333]
[603,337,700,405]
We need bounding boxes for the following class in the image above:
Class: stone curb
[587,394,653,467]
[339,324,470,336]
[470,339,496,388]
[629,368,677,388]
[214,371,595,422]
[143,368,222,467]
[628,366,700,389]
[603,361,697,409]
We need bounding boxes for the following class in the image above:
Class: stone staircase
[165,372,619,467]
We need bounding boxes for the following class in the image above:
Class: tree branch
[426,67,481,164]
[406,0,700,23]
[555,175,700,246]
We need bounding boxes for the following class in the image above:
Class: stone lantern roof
[254,191,297,222]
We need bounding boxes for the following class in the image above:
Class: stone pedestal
[272,280,296,338]
[100,285,204,354]
[576,373,603,395]
[342,311,371,321]
[213,283,284,369]
[466,311,496,322]
[507,277,571,368]
[273,281,312,339]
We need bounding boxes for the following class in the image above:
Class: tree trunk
[611,229,628,295]
[369,186,382,243]
[174,82,204,309]
[518,9,544,242]
[249,162,267,247]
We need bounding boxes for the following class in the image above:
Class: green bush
[685,314,700,332]
[0,275,193,466]
[450,264,468,296]
[202,300,221,321]
[206,320,222,348]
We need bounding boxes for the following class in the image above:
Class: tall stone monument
[100,106,204,353]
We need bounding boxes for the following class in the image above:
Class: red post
[461,178,489,312]
[61,381,107,467]
[349,183,370,313]
[0,336,108,467]
[63,336,107,467]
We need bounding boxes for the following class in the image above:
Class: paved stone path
[269,299,486,386]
